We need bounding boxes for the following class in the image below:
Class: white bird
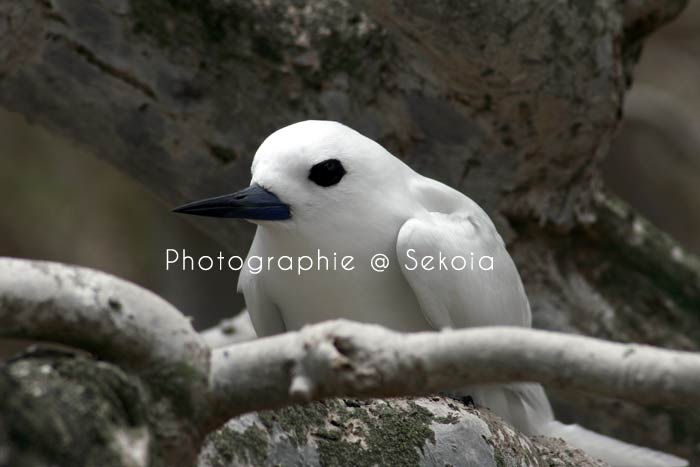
[175,120,686,467]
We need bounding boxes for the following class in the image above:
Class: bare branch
[3,257,699,457]
[0,258,700,467]
[207,319,700,424]
[200,310,256,349]
[0,257,210,401]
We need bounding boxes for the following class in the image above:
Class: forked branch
[2,257,699,432]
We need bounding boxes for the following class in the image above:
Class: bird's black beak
[172,184,291,221]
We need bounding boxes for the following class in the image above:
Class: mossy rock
[198,397,607,467]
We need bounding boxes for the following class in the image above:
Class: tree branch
[206,319,700,426]
[200,310,256,349]
[3,257,698,431]
[3,257,698,463]
[0,257,210,406]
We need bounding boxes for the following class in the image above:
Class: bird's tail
[460,383,687,467]
[540,421,687,467]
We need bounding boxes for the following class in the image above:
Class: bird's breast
[255,239,431,332]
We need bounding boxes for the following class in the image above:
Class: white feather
[542,421,688,467]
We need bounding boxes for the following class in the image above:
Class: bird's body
[245,225,432,333]
[241,161,527,335]
[176,120,686,467]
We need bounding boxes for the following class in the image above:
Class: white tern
[175,120,686,467]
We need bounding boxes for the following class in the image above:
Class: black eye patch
[308,158,346,187]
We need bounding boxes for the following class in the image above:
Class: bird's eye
[308,158,346,187]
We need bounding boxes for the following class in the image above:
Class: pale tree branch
[0,257,210,408]
[2,258,698,435]
[200,310,256,349]
[207,319,700,425]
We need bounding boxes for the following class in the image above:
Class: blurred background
[0,2,698,332]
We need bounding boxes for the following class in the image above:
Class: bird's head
[173,120,411,229]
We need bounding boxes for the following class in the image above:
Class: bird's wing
[237,233,287,337]
[396,180,689,467]
[396,179,543,436]
[396,180,531,329]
